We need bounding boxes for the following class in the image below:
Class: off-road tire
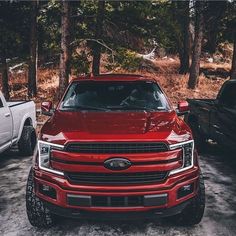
[171,173,205,226]
[18,126,37,156]
[189,120,207,153]
[26,168,56,228]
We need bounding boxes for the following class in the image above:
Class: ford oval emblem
[104,158,131,171]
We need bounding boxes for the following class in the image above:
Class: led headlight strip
[38,140,64,176]
[169,140,194,175]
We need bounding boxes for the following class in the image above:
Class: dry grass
[201,61,231,71]
[108,58,228,105]
[1,57,230,108]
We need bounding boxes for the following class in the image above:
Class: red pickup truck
[26,74,205,228]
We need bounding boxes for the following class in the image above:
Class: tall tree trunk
[205,22,219,54]
[1,50,9,100]
[188,1,205,89]
[28,0,38,98]
[59,0,71,99]
[204,1,226,54]
[92,1,105,75]
[231,30,236,80]
[179,1,191,74]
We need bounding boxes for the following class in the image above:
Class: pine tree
[231,29,236,80]
[28,0,38,98]
[188,1,205,89]
[92,1,105,75]
[59,0,71,99]
[179,0,191,74]
[1,50,9,100]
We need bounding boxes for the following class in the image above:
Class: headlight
[169,140,194,175]
[38,140,64,176]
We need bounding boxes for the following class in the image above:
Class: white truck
[0,91,37,155]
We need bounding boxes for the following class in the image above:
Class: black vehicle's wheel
[18,126,37,156]
[188,120,207,153]
[26,168,56,228]
[170,173,205,226]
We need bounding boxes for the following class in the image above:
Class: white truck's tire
[18,126,37,156]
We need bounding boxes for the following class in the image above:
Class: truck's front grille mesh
[65,142,168,154]
[66,171,168,185]
[92,196,143,207]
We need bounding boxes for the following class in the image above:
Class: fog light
[38,184,57,199]
[42,185,50,191]
[177,183,194,199]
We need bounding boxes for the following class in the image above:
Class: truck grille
[67,194,168,207]
[66,171,168,185]
[92,196,143,207]
[65,142,168,154]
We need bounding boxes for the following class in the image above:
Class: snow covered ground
[0,145,236,236]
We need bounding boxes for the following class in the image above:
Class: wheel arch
[16,115,35,143]
[24,117,33,127]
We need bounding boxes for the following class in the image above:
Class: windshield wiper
[62,105,110,111]
[122,105,157,111]
[107,105,165,112]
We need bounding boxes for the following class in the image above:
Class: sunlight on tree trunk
[188,1,205,89]
[92,1,105,76]
[59,0,71,99]
[28,0,38,98]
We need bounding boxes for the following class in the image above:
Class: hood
[41,110,192,145]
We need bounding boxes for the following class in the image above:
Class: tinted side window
[0,98,3,108]
[220,84,236,108]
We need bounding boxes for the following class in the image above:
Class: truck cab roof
[71,74,155,82]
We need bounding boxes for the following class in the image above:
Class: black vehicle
[185,79,236,151]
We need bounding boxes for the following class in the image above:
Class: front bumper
[43,198,192,220]
[33,166,199,218]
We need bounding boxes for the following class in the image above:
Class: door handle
[4,113,10,117]
[213,124,220,130]
[199,107,209,112]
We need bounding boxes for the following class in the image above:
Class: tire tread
[26,168,55,228]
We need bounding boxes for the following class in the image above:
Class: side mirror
[41,101,53,116]
[177,101,189,116]
[214,99,219,106]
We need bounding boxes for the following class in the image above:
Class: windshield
[60,81,170,111]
